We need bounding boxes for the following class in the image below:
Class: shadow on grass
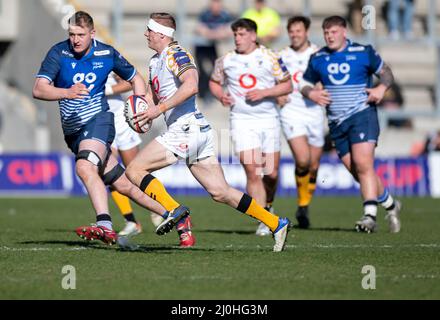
[292,225,357,233]
[196,229,256,235]
[196,226,356,234]
[17,240,217,254]
[44,228,77,233]
[18,240,110,250]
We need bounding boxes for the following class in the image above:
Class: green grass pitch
[0,196,439,299]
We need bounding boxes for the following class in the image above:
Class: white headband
[147,19,175,37]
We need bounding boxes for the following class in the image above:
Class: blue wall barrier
[0,153,439,197]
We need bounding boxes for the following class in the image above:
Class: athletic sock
[110,190,136,223]
[308,175,317,201]
[140,174,180,212]
[96,213,113,230]
[296,169,311,207]
[363,200,378,218]
[378,188,395,211]
[265,202,273,212]
[123,213,136,223]
[237,194,279,232]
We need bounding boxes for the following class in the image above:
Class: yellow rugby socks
[111,190,133,215]
[237,194,279,232]
[110,189,137,223]
[296,169,312,207]
[308,174,317,202]
[140,174,180,212]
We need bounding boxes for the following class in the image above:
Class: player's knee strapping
[102,164,125,185]
[76,150,105,175]
[236,194,279,232]
[140,174,180,212]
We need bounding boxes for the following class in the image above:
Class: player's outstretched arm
[106,76,132,96]
[32,78,89,101]
[301,84,332,107]
[129,72,147,97]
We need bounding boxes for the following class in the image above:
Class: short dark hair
[322,15,347,29]
[150,12,176,30]
[68,11,94,29]
[287,16,311,31]
[231,18,257,33]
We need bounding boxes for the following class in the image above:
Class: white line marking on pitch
[0,246,88,252]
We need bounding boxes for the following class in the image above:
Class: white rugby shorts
[156,113,215,162]
[280,105,325,147]
[111,110,142,151]
[230,117,281,154]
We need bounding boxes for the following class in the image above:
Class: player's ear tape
[101,164,125,186]
[76,150,104,175]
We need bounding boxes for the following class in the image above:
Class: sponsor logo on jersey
[327,63,351,85]
[71,62,77,69]
[152,76,160,96]
[62,50,74,57]
[94,50,111,56]
[278,58,289,73]
[292,71,304,84]
[93,62,104,70]
[173,52,191,67]
[238,74,257,89]
[348,46,365,52]
[316,51,328,58]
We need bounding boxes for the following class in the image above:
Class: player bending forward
[125,13,291,252]
[33,11,169,246]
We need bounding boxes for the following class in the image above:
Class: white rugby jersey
[278,43,320,110]
[149,41,198,126]
[211,46,290,121]
[106,73,124,117]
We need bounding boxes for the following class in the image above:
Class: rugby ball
[124,95,153,133]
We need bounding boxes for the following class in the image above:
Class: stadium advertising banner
[0,153,439,197]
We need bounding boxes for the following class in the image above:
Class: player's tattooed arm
[378,63,394,88]
[366,63,394,104]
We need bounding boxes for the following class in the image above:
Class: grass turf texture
[0,196,439,299]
